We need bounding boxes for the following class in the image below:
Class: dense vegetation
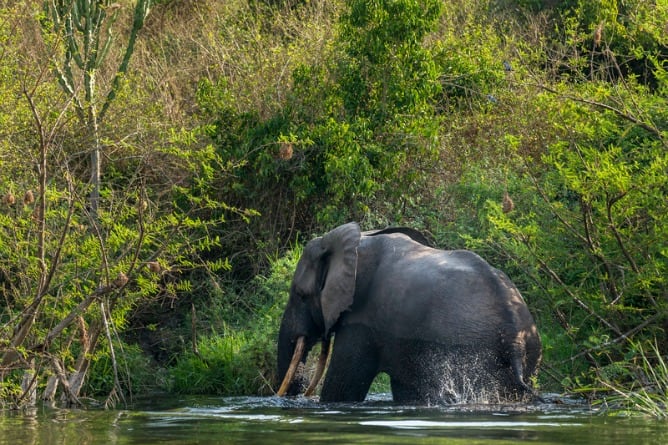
[1,0,666,416]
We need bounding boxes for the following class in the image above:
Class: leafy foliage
[198,0,443,252]
[170,247,300,396]
[597,339,668,418]
[452,65,667,395]
[0,2,250,408]
[537,0,668,85]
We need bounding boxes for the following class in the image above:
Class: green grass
[170,334,248,395]
[370,372,391,394]
[597,340,668,418]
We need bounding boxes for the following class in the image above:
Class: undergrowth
[169,247,302,396]
[597,340,668,418]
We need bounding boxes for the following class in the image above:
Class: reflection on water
[1,394,667,445]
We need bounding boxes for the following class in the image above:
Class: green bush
[462,78,667,394]
[170,247,300,395]
[170,334,248,395]
[598,339,668,418]
[197,0,443,256]
[2,0,666,415]
[536,0,667,85]
[85,342,161,397]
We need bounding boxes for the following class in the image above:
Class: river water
[1,394,667,445]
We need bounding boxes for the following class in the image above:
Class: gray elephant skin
[276,222,541,404]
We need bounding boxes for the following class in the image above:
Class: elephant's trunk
[304,338,330,396]
[276,336,305,396]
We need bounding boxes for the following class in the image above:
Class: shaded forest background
[1,0,666,411]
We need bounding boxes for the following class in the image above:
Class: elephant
[276,222,542,404]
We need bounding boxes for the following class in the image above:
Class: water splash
[423,351,519,405]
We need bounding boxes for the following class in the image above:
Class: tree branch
[534,83,665,144]
[99,0,152,122]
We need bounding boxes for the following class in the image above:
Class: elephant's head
[276,222,361,396]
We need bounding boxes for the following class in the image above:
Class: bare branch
[100,301,126,407]
[605,191,639,274]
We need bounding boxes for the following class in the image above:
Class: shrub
[85,342,161,399]
[535,0,668,86]
[169,247,301,395]
[465,78,667,394]
[197,0,444,260]
[598,339,668,418]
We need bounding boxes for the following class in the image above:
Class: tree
[43,0,152,219]
[1,1,246,408]
[200,0,444,240]
[475,73,667,395]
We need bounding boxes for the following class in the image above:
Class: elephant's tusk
[304,338,330,396]
[276,336,305,397]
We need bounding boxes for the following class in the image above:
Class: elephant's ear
[320,222,361,335]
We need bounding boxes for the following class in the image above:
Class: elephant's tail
[510,346,544,403]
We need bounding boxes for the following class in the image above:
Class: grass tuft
[597,340,667,418]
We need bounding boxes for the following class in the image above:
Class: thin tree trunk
[42,375,59,403]
[90,133,101,219]
[20,360,37,407]
[62,325,101,406]
[1,87,50,369]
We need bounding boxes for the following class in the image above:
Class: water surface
[1,394,666,444]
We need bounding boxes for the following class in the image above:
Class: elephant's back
[353,239,534,348]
